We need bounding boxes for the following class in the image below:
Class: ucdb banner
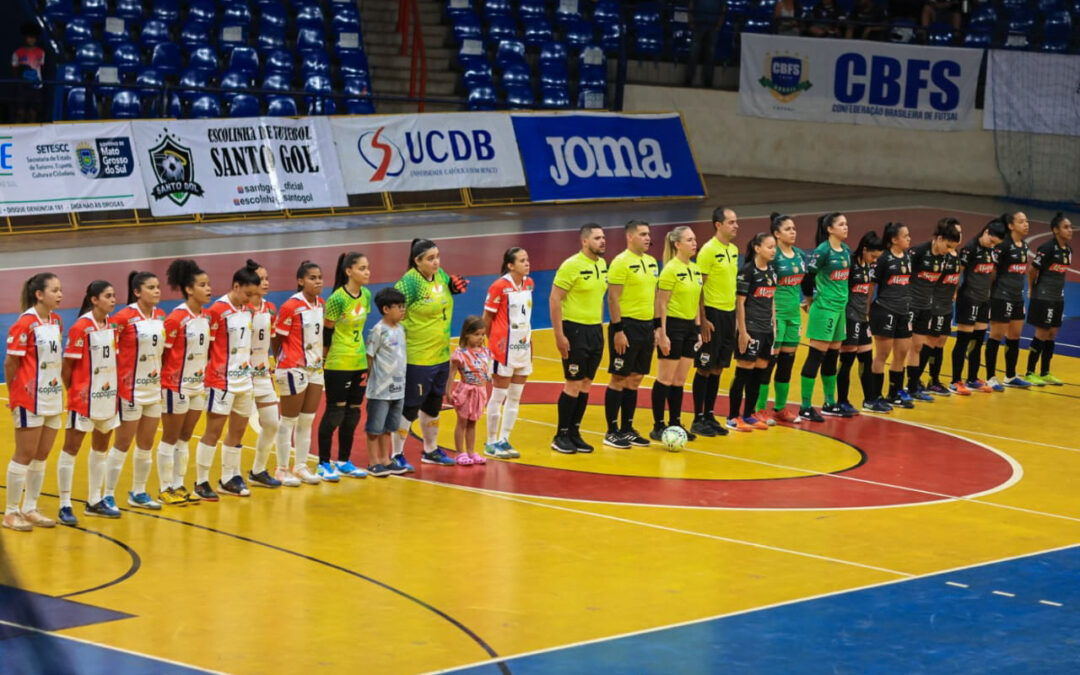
[738,34,981,130]
[330,113,525,194]
[0,122,147,216]
[983,50,1080,136]
[511,112,704,202]
[132,117,347,216]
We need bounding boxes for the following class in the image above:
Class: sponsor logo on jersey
[147,132,205,207]
[1007,263,1028,274]
[851,283,871,294]
[829,269,850,281]
[887,275,911,286]
[1048,263,1068,273]
[39,378,63,396]
[753,287,776,298]
[917,271,942,282]
[974,262,994,274]
[779,273,804,286]
[942,273,961,284]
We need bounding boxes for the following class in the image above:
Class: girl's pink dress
[450,346,491,421]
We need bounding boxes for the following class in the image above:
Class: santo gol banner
[132,118,347,217]
[738,34,981,130]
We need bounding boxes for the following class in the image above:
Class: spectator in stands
[11,23,45,123]
[847,0,889,39]
[920,0,961,29]
[808,0,843,37]
[774,0,801,35]
[684,0,723,88]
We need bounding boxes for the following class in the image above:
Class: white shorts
[163,389,206,416]
[207,387,255,417]
[119,398,163,422]
[274,367,324,396]
[253,375,279,404]
[12,407,63,430]
[66,410,120,433]
[494,360,533,378]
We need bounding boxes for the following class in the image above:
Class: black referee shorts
[608,318,654,376]
[696,306,735,370]
[562,321,604,381]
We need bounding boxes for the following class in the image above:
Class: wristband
[611,321,624,333]
[653,318,662,330]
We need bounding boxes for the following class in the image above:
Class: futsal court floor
[1,178,1078,674]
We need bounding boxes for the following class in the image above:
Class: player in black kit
[986,212,1032,390]
[1025,213,1073,386]
[950,219,1006,394]
[905,219,961,400]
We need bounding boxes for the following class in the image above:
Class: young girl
[158,259,211,506]
[108,271,166,511]
[906,219,961,399]
[762,214,804,424]
[61,281,119,525]
[247,260,288,487]
[986,211,1032,389]
[837,232,884,414]
[274,261,326,484]
[4,273,63,531]
[1026,213,1073,385]
[729,233,777,432]
[869,222,914,409]
[447,316,491,465]
[950,219,1006,394]
[924,220,963,395]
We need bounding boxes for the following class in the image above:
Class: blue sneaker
[248,470,282,488]
[1004,375,1032,388]
[911,389,934,402]
[57,506,78,526]
[898,389,915,405]
[861,399,892,414]
[335,460,367,478]
[85,496,121,518]
[497,439,521,458]
[390,453,415,473]
[127,491,162,510]
[484,442,513,459]
[986,376,1006,392]
[317,462,341,482]
[421,449,456,465]
[838,402,860,416]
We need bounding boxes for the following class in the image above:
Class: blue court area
[453,545,1080,674]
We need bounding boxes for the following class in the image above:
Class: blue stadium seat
[487,15,519,47]
[726,0,752,18]
[94,65,122,98]
[343,98,375,115]
[135,67,165,114]
[229,93,261,117]
[594,0,622,24]
[82,0,108,23]
[179,68,211,99]
[519,0,547,19]
[264,49,295,77]
[457,39,487,70]
[257,25,288,52]
[1007,7,1037,32]
[151,43,182,77]
[188,0,217,24]
[103,17,133,46]
[466,85,496,110]
[504,83,535,109]
[332,13,361,34]
[44,0,75,26]
[64,18,95,47]
[140,19,172,48]
[305,74,337,115]
[926,22,955,45]
[565,19,595,50]
[578,45,606,90]
[539,42,568,87]
[452,12,483,43]
[135,67,164,89]
[555,0,583,27]
[296,4,325,27]
[66,87,94,120]
[742,13,774,34]
[223,2,253,26]
[57,62,83,83]
[483,0,513,20]
[463,59,494,88]
[963,27,994,47]
[114,0,142,23]
[112,42,142,77]
[968,5,998,31]
[634,24,663,56]
[1038,0,1066,12]
[446,0,474,21]
[110,89,141,118]
[229,46,261,77]
[599,20,625,53]
[221,69,252,102]
[189,45,219,73]
[297,27,327,53]
[1040,11,1072,51]
[339,50,370,79]
[180,21,211,50]
[262,73,292,91]
[266,95,298,116]
[495,39,529,69]
[190,94,222,118]
[524,17,553,47]
[632,2,662,27]
[151,0,180,24]
[259,3,288,29]
[541,85,570,109]
[75,42,106,69]
[301,50,331,77]
[332,3,361,22]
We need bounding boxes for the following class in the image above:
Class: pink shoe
[469,452,486,465]
[455,453,475,466]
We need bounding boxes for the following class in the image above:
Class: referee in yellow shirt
[550,224,609,454]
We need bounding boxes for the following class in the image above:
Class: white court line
[1039,600,1064,607]
[920,422,1080,454]
[0,618,223,674]
[992,590,1016,598]
[427,542,1080,675]
[945,581,969,588]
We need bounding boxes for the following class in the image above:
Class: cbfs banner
[330,113,525,194]
[132,118,347,216]
[984,50,1080,136]
[0,122,147,216]
[511,112,705,202]
[739,34,982,130]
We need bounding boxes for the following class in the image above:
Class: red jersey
[205,295,253,392]
[249,299,276,379]
[5,309,63,414]
[64,312,118,419]
[274,293,324,370]
[484,274,534,367]
[12,46,45,82]
[161,304,210,395]
[113,303,166,405]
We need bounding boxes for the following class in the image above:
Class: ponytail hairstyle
[295,260,320,291]
[166,258,205,298]
[769,212,793,236]
[232,264,261,288]
[745,232,774,261]
[79,280,113,315]
[334,251,366,291]
[500,247,524,275]
[21,272,58,311]
[408,238,437,271]
[458,315,486,348]
[977,218,1007,244]
[127,270,157,305]
[1050,211,1068,231]
[1000,211,1021,229]
[882,222,907,250]
[815,212,844,246]
[662,225,692,264]
[852,230,885,264]
[933,217,961,243]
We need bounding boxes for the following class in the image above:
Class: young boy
[365,288,408,477]
[12,23,45,123]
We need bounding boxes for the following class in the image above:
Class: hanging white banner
[738,34,982,130]
[984,50,1080,136]
[132,117,347,216]
[0,122,147,216]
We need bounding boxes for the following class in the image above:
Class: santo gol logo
[148,132,205,207]
[758,52,812,103]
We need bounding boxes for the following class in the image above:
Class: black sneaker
[670,423,696,441]
[218,475,250,497]
[551,434,578,454]
[649,424,665,442]
[799,406,825,423]
[820,404,847,418]
[704,415,726,433]
[193,481,220,502]
[690,418,717,437]
[888,393,915,409]
[569,433,594,453]
[603,432,631,449]
[368,464,393,477]
[621,428,651,447]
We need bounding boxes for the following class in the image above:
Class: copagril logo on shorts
[544,136,672,187]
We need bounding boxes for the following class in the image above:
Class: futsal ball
[661,426,688,452]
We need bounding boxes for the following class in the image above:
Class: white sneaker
[293,465,321,484]
[275,468,301,487]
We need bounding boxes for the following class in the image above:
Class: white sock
[254,406,279,474]
[391,417,409,458]
[22,459,46,513]
[223,445,242,481]
[131,446,153,495]
[5,460,27,514]
[104,447,127,498]
[195,441,216,485]
[156,441,175,493]
[87,449,107,505]
[173,440,190,489]
[57,452,76,509]
[294,412,315,469]
[419,411,439,453]
[277,416,297,470]
[502,383,524,441]
[486,387,508,443]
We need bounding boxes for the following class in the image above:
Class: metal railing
[398,0,428,112]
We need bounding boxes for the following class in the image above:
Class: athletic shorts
[806,303,846,343]
[275,367,324,397]
[562,321,603,381]
[163,389,206,416]
[659,317,699,361]
[253,375,278,404]
[608,318,654,376]
[843,320,871,347]
[912,310,949,338]
[955,296,989,326]
[206,388,254,417]
[66,410,120,433]
[12,407,62,429]
[493,360,533,378]
[365,397,403,436]
[869,304,912,339]
[325,369,369,407]
[734,330,774,363]
[696,307,735,370]
[119,398,162,422]
[990,297,1026,322]
[404,362,450,410]
[775,316,801,348]
[1027,298,1064,329]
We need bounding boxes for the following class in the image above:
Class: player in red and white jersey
[59,281,119,525]
[482,247,534,459]
[106,271,166,513]
[157,259,212,507]
[4,273,64,532]
[246,259,290,487]
[195,264,263,500]
[273,261,325,485]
